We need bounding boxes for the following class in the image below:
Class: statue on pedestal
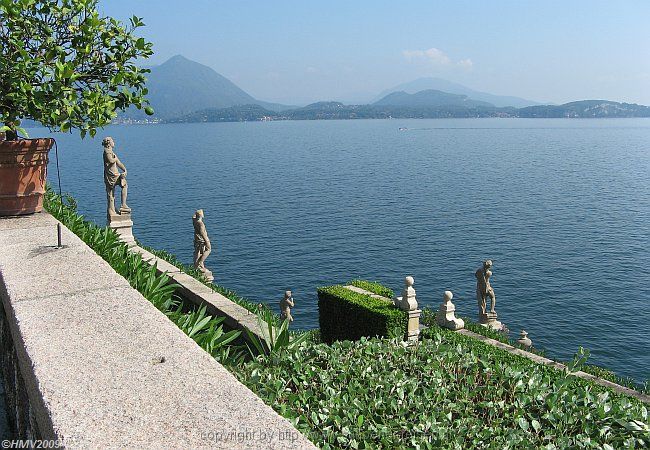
[280,290,295,322]
[102,137,130,217]
[475,259,502,330]
[192,209,213,281]
[476,259,496,316]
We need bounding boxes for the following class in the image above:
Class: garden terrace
[0,212,314,448]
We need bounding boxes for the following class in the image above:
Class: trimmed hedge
[348,279,394,298]
[318,284,407,343]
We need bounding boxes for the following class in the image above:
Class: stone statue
[475,259,502,330]
[102,137,130,216]
[192,209,213,281]
[280,290,294,322]
[475,259,496,316]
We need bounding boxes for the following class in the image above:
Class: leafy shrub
[1,0,153,138]
[245,309,311,362]
[318,284,407,344]
[237,330,649,449]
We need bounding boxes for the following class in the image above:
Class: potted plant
[0,0,154,215]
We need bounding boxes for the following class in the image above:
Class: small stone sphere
[405,276,414,287]
[443,290,453,302]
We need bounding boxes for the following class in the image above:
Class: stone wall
[0,304,40,441]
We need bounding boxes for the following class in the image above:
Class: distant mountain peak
[373,89,493,108]
[376,78,541,108]
[122,55,292,120]
[164,54,191,63]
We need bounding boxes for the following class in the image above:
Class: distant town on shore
[115,55,650,124]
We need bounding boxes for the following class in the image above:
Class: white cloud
[403,47,473,70]
[306,66,318,74]
[457,58,473,70]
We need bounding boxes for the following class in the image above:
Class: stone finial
[436,291,465,330]
[399,276,418,311]
[517,330,532,348]
[392,276,421,343]
[280,290,295,323]
[193,209,214,282]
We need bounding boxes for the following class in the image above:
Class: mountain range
[374,77,542,108]
[121,55,650,123]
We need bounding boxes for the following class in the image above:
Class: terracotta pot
[0,138,54,216]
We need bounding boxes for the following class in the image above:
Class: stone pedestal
[200,269,214,282]
[107,212,135,247]
[406,309,421,342]
[436,291,464,330]
[393,276,421,343]
[479,311,502,331]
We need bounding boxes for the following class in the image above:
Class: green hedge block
[318,284,407,343]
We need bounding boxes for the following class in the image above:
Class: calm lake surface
[34,118,650,382]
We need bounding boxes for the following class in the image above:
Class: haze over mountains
[123,55,650,123]
[374,77,542,108]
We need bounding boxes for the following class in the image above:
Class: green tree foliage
[0,0,153,137]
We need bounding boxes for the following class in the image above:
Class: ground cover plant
[236,329,649,449]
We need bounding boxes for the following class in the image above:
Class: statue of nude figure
[475,259,496,316]
[280,290,295,322]
[192,209,212,275]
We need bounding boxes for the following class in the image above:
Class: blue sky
[101,0,650,105]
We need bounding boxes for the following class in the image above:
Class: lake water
[33,118,650,382]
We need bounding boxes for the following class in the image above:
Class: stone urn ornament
[436,291,465,330]
[517,330,532,348]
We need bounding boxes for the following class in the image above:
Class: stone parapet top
[0,213,315,448]
[131,246,266,344]
[458,329,650,404]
